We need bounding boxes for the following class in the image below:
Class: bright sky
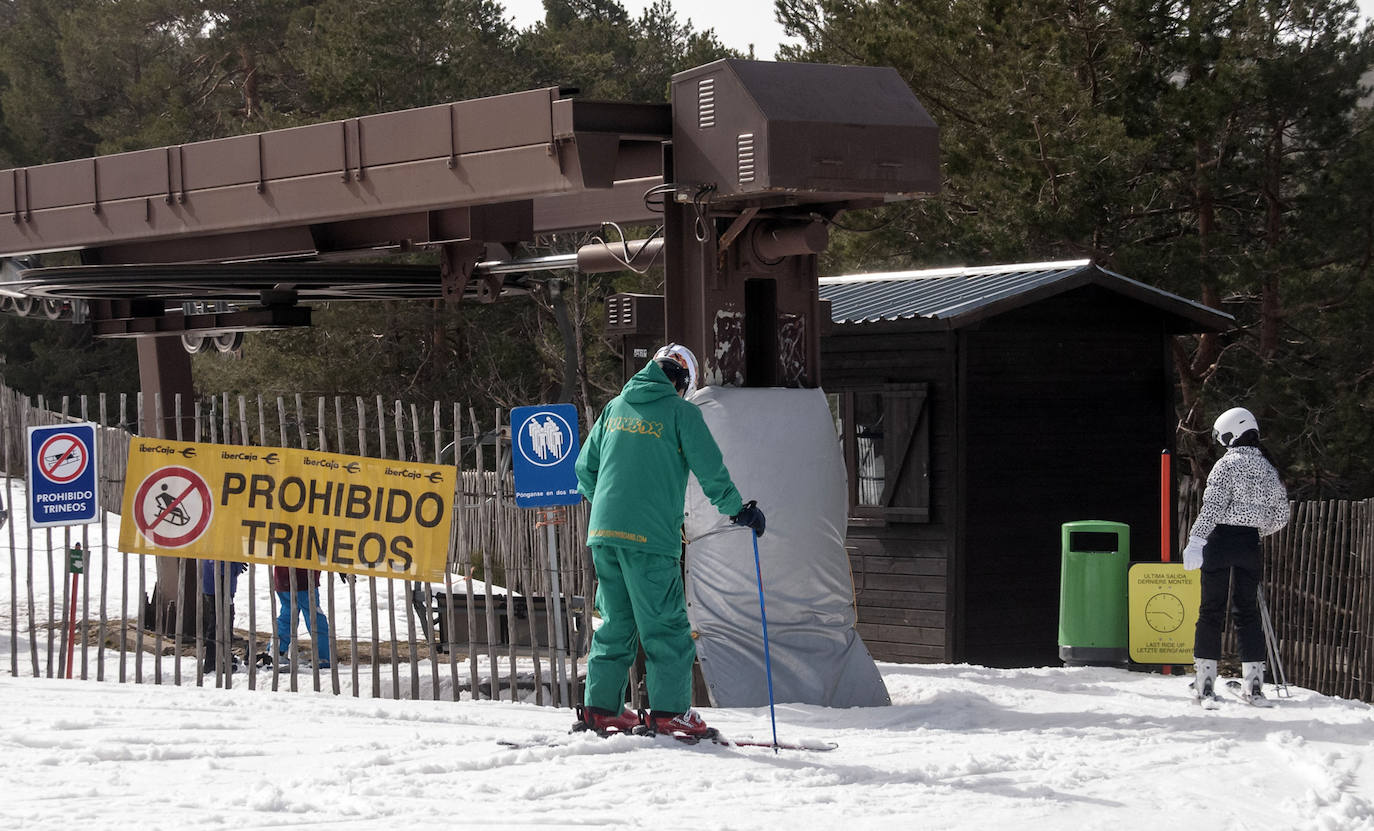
[501,0,797,61]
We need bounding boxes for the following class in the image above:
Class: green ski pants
[583,543,695,714]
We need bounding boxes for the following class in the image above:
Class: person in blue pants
[273,566,332,670]
[200,559,247,675]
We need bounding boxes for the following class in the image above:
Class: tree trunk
[1260,114,1285,359]
[549,280,578,403]
[239,46,259,120]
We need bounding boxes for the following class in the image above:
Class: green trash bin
[1058,520,1129,666]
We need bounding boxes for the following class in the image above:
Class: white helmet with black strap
[652,343,699,397]
[1213,406,1259,447]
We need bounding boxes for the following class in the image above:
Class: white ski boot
[1237,661,1273,707]
[1193,658,1219,710]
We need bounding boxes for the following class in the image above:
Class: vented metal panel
[607,294,634,328]
[698,78,716,129]
[737,133,755,184]
[671,59,941,205]
[604,292,663,335]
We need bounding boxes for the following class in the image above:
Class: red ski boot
[572,705,642,736]
[641,709,718,741]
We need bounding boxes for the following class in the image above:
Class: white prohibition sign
[37,432,89,485]
[517,410,575,468]
[132,466,214,548]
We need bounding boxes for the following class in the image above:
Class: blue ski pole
[750,529,779,753]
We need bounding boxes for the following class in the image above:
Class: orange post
[1160,450,1171,563]
[1160,450,1172,675]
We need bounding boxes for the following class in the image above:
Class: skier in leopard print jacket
[1188,442,1289,543]
[1183,406,1289,707]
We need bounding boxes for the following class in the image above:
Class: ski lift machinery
[0,60,940,707]
[0,58,937,399]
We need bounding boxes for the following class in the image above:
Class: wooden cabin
[818,260,1233,666]
[606,259,1232,668]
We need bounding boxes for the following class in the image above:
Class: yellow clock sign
[1128,563,1201,664]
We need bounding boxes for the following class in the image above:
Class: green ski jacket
[576,360,744,556]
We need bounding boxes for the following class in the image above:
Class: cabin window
[853,391,885,506]
[829,383,930,522]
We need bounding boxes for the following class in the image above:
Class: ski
[498,731,836,752]
[1188,679,1221,710]
[1224,679,1275,708]
[706,735,837,752]
[1196,695,1221,710]
[497,727,646,749]
[496,736,584,750]
[637,728,836,752]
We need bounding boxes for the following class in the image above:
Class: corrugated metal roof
[818,259,1232,332]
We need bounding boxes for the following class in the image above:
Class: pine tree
[778,0,1374,496]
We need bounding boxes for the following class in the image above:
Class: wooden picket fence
[7,381,1373,706]
[1,383,595,706]
[1180,478,1374,703]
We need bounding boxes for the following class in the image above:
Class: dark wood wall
[822,285,1178,667]
[822,322,958,662]
[959,287,1175,666]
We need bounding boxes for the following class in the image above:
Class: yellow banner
[1128,563,1201,664]
[118,438,454,583]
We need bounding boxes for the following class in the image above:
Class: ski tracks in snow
[1263,729,1373,829]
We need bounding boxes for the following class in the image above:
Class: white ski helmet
[1213,406,1259,447]
[652,343,699,397]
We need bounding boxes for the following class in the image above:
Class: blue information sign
[510,404,581,508]
[27,422,100,527]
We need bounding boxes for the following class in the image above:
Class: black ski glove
[731,500,766,537]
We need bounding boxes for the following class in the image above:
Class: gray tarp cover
[683,387,890,708]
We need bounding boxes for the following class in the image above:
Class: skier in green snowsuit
[574,344,765,738]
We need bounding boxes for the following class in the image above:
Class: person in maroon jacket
[273,566,332,670]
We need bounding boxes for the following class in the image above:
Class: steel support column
[135,336,199,638]
[663,206,826,389]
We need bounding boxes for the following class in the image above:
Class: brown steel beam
[3,59,941,394]
[89,226,317,265]
[533,177,662,234]
[0,91,671,260]
[91,306,312,338]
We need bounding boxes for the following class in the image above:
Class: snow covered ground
[3,481,1374,829]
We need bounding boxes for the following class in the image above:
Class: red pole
[65,572,79,679]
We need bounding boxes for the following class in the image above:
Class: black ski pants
[1193,524,1267,663]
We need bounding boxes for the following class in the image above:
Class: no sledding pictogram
[131,466,213,548]
[37,433,89,485]
[27,423,100,528]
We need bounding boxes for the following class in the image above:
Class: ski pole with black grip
[750,528,779,753]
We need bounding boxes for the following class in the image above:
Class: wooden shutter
[879,383,929,521]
